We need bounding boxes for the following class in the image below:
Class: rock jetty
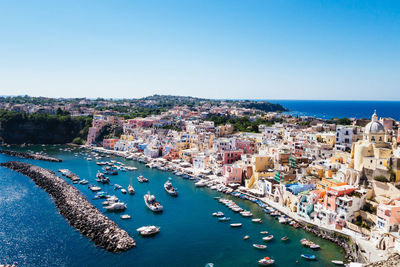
[365,253,400,266]
[0,161,135,252]
[0,150,62,162]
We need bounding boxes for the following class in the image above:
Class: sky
[0,0,399,100]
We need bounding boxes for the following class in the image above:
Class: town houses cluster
[87,104,400,259]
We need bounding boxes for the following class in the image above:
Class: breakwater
[0,161,135,252]
[0,150,62,162]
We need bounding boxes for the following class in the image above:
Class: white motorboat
[195,180,207,187]
[212,211,224,217]
[128,184,135,195]
[164,179,178,196]
[144,192,163,212]
[120,214,131,220]
[104,202,126,211]
[252,218,262,223]
[89,185,102,191]
[136,225,160,236]
[258,257,275,265]
[263,235,274,242]
[230,223,242,228]
[79,179,88,185]
[121,188,127,194]
[331,260,344,265]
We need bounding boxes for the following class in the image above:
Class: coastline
[87,146,371,263]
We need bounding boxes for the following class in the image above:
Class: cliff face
[0,116,91,144]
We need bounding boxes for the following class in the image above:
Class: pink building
[223,150,243,165]
[223,165,242,185]
[324,185,357,211]
[86,119,108,145]
[377,197,400,232]
[103,138,119,149]
[235,139,256,154]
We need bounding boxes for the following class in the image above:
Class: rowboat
[253,244,267,250]
[301,254,316,260]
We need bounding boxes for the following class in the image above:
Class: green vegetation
[207,115,273,133]
[374,175,389,182]
[72,137,85,145]
[0,110,92,144]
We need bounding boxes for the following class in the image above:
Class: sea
[267,100,400,120]
[0,145,345,267]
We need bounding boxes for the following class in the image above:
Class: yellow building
[352,111,392,173]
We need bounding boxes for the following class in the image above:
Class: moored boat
[253,244,267,250]
[104,202,126,211]
[301,254,316,260]
[120,214,131,220]
[262,235,274,242]
[258,257,275,265]
[144,192,163,212]
[136,225,160,236]
[252,218,262,223]
[281,236,289,241]
[230,223,242,227]
[128,184,135,195]
[164,179,178,196]
[331,260,344,265]
[218,217,231,221]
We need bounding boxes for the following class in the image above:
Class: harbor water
[0,145,345,266]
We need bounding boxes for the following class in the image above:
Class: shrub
[374,175,388,182]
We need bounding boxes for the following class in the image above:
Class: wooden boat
[253,244,267,250]
[281,236,289,241]
[301,254,316,260]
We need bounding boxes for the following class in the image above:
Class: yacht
[144,192,163,212]
[136,226,160,236]
[164,179,178,196]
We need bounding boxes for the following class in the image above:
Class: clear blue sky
[0,0,399,100]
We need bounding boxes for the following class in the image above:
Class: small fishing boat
[121,188,127,194]
[252,218,262,223]
[258,257,275,265]
[260,231,269,235]
[114,184,122,189]
[137,175,144,183]
[331,260,344,265]
[128,184,135,195]
[262,235,274,242]
[212,211,224,217]
[309,243,320,249]
[301,254,316,261]
[164,179,178,196]
[281,236,289,241]
[253,244,267,250]
[218,217,231,221]
[230,223,242,228]
[120,214,131,220]
[89,185,102,191]
[243,235,250,240]
[79,179,88,185]
[136,225,160,236]
[104,202,127,211]
[144,192,163,212]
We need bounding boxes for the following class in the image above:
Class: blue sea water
[267,100,400,120]
[0,146,344,266]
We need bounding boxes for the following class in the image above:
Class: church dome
[365,110,385,134]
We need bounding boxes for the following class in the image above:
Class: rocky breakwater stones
[0,150,62,162]
[0,161,135,252]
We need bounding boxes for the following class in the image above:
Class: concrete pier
[0,161,135,252]
[0,150,62,162]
